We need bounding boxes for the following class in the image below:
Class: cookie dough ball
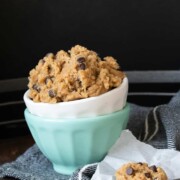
[115,162,167,180]
[28,45,125,103]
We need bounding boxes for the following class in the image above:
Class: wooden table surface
[0,135,34,180]
[0,135,34,164]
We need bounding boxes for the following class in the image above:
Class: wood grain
[0,135,34,164]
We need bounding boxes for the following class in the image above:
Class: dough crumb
[28,45,125,103]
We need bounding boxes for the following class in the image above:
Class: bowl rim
[24,77,128,107]
[24,103,130,123]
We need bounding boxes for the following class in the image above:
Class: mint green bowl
[24,103,130,175]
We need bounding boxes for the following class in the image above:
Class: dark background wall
[0,0,180,80]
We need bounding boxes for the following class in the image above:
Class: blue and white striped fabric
[0,90,180,180]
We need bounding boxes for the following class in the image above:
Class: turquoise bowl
[24,103,130,175]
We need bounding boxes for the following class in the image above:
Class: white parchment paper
[92,130,180,180]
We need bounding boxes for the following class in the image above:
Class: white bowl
[24,77,128,118]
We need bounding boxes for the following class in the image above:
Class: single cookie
[115,162,167,180]
[28,45,125,103]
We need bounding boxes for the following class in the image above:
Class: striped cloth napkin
[0,90,179,180]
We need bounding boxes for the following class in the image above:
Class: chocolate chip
[126,167,134,175]
[32,84,41,92]
[47,65,52,73]
[144,173,151,178]
[79,63,86,70]
[77,57,85,63]
[149,165,157,172]
[48,89,56,98]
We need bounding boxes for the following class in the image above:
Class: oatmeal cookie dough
[115,162,167,180]
[28,45,125,103]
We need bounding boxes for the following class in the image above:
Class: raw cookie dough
[115,162,168,180]
[28,45,125,103]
